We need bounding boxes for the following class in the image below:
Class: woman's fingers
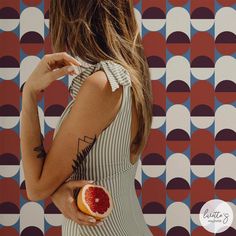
[44,52,81,67]
[69,196,97,223]
[66,196,104,226]
[74,219,102,227]
[65,180,105,226]
[49,65,77,80]
[43,52,81,79]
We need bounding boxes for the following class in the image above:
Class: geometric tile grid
[0,0,235,235]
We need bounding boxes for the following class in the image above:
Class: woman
[20,0,153,235]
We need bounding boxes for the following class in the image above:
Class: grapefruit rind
[77,184,113,220]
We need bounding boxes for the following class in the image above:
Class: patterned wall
[0,0,235,236]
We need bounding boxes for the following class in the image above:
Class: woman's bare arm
[20,70,122,201]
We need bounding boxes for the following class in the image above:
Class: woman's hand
[24,52,80,95]
[51,180,104,227]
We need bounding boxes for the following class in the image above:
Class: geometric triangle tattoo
[69,134,97,199]
[71,134,97,177]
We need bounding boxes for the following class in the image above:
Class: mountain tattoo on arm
[72,134,97,178]
[33,132,47,159]
[71,134,97,199]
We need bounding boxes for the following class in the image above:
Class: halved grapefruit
[76,184,113,220]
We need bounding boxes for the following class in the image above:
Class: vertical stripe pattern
[54,60,153,236]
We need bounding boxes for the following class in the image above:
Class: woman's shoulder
[69,59,131,98]
[71,68,123,128]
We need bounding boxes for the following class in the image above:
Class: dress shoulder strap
[69,60,132,99]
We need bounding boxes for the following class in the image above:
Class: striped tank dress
[52,60,153,236]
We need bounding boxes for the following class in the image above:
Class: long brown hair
[49,0,153,156]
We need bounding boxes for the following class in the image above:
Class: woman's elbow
[26,185,48,201]
[27,193,41,201]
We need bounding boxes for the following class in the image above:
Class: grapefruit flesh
[77,184,113,220]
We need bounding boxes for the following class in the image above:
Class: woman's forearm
[20,87,46,199]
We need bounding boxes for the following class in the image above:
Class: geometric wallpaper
[0,0,235,236]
